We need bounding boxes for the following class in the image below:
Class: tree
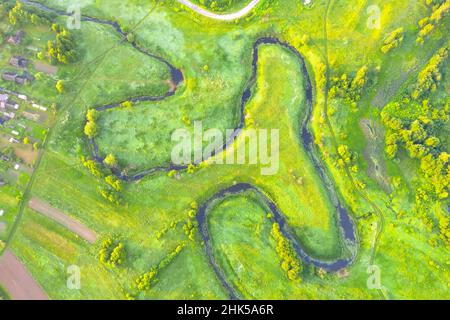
[105,175,122,192]
[23,137,29,145]
[121,101,132,108]
[84,121,97,138]
[56,80,64,93]
[104,154,117,168]
[271,223,302,282]
[86,109,98,123]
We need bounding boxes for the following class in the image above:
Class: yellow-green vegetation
[98,238,126,267]
[417,0,450,44]
[381,28,404,54]
[84,109,98,139]
[412,44,448,99]
[134,243,185,293]
[0,0,449,301]
[271,223,302,282]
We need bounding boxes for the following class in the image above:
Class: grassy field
[0,0,448,300]
[0,285,10,300]
[208,190,298,299]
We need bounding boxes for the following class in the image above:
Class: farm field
[0,0,448,302]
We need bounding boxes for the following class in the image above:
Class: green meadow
[0,0,448,300]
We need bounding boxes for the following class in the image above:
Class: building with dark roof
[9,56,29,68]
[2,72,18,82]
[7,30,25,45]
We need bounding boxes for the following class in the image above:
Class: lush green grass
[1,0,448,300]
[208,190,301,299]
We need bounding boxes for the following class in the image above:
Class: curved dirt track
[177,0,261,20]
[0,250,48,300]
[29,198,98,244]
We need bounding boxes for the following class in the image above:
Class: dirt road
[29,198,97,244]
[0,250,48,300]
[177,0,260,20]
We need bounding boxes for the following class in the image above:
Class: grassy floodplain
[0,0,447,300]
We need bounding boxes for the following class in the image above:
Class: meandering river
[20,0,357,299]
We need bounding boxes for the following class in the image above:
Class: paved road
[29,198,98,244]
[0,250,48,300]
[177,0,261,20]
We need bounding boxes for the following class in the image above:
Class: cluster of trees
[81,122,124,206]
[271,223,302,281]
[412,45,448,99]
[183,203,198,241]
[8,2,27,25]
[328,66,369,104]
[337,144,359,173]
[82,158,102,178]
[135,243,185,291]
[381,28,404,54]
[417,0,450,45]
[135,268,157,292]
[8,2,50,26]
[84,109,98,139]
[183,220,196,241]
[105,175,122,192]
[382,99,449,200]
[419,153,449,199]
[103,154,117,168]
[98,238,126,268]
[7,2,78,65]
[45,24,77,64]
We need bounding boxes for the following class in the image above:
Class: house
[3,111,15,119]
[15,76,26,85]
[22,111,39,121]
[7,30,25,45]
[6,100,19,110]
[0,93,8,109]
[1,72,32,85]
[0,155,10,162]
[0,117,5,125]
[14,71,34,85]
[9,56,29,68]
